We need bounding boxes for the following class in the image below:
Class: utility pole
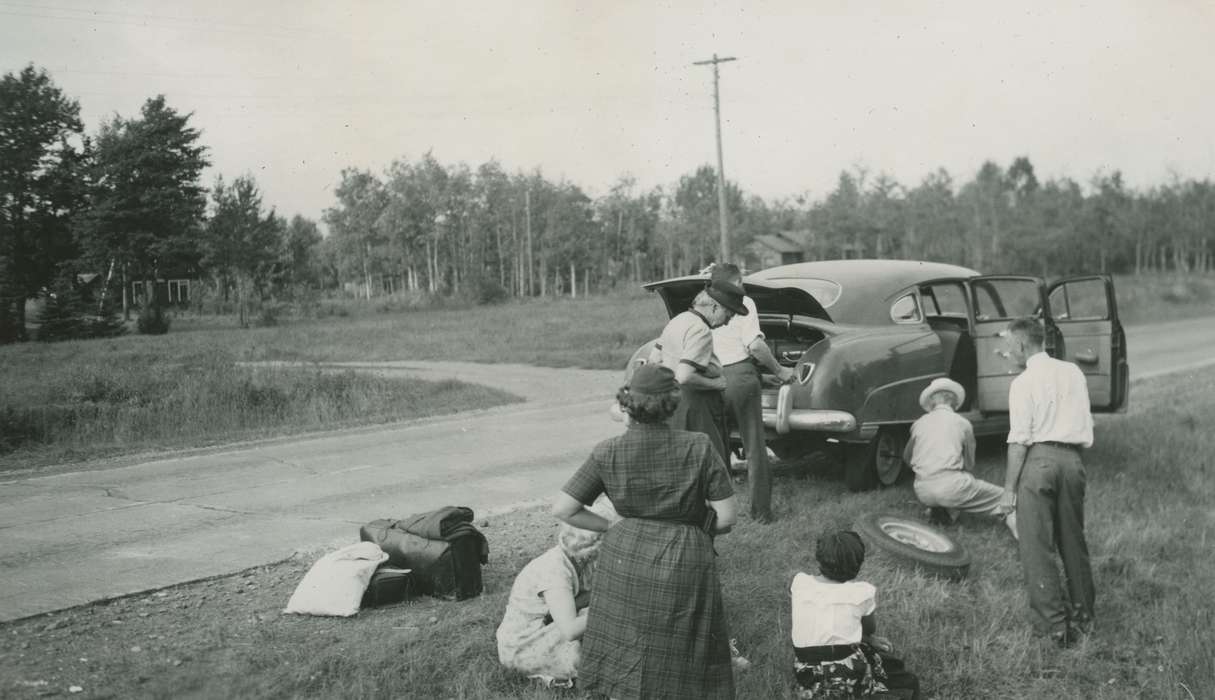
[693,53,737,264]
[525,188,534,297]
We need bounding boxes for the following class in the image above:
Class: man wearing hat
[709,263,795,523]
[652,272,748,463]
[902,376,1017,537]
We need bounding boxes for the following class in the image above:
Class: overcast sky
[3,1,1213,225]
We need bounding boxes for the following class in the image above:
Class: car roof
[749,259,980,324]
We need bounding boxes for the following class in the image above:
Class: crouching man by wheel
[903,378,1017,539]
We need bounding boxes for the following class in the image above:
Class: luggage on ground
[360,566,417,608]
[360,506,489,601]
[284,541,388,617]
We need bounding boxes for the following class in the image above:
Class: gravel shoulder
[0,506,559,700]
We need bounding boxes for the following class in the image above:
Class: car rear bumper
[611,385,856,434]
[762,384,857,434]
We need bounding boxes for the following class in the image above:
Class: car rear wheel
[874,427,907,486]
[843,427,907,492]
[854,512,971,580]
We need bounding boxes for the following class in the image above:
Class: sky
[3,1,1214,226]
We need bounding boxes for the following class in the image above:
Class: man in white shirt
[709,264,795,523]
[996,318,1095,647]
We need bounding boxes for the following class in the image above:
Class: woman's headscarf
[557,496,620,567]
[815,530,866,582]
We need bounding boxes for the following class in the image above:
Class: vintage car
[620,259,1128,491]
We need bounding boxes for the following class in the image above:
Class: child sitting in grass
[791,530,920,699]
[495,498,617,688]
[903,377,1018,538]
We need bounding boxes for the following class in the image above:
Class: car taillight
[798,362,815,385]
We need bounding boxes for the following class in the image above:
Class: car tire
[854,512,971,580]
[843,427,906,492]
[873,427,907,487]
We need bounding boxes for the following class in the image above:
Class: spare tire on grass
[854,512,970,581]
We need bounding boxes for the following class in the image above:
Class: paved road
[0,318,1211,622]
[1124,317,1215,379]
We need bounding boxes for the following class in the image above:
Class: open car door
[1047,275,1128,412]
[967,275,1051,413]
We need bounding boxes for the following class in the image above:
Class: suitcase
[360,567,416,608]
[359,519,485,600]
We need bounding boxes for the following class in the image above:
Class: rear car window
[890,294,922,324]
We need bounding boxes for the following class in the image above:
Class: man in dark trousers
[996,318,1095,646]
[653,275,748,464]
[709,263,794,523]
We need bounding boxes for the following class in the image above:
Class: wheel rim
[877,517,955,553]
[875,431,904,486]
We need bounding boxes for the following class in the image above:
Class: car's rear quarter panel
[798,326,945,436]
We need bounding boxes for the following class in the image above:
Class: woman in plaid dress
[554,364,739,699]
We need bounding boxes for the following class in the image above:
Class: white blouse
[790,572,876,647]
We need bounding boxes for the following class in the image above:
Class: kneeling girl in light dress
[495,498,618,685]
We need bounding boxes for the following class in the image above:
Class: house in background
[128,274,195,307]
[744,230,813,271]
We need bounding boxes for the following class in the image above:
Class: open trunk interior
[759,321,829,370]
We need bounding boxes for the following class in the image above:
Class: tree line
[0,65,326,341]
[3,63,1213,343]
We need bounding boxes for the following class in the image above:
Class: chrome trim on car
[797,362,815,385]
[764,384,856,434]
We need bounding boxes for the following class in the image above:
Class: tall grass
[3,368,1210,699]
[0,344,519,471]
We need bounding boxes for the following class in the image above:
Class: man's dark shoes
[1049,628,1075,649]
[1050,619,1092,649]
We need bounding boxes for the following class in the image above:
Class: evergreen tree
[0,65,85,342]
[79,95,209,316]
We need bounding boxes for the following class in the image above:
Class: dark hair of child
[815,530,866,583]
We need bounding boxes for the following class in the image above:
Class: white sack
[284,541,388,617]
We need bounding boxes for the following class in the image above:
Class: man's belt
[722,359,756,368]
[1035,440,1081,451]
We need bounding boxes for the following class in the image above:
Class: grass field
[0,339,520,472]
[3,367,1212,699]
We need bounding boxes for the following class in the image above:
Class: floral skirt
[793,644,919,699]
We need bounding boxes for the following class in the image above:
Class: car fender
[803,327,944,438]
